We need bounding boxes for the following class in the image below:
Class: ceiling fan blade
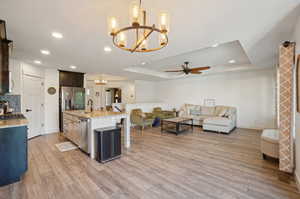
[190,71,202,74]
[165,70,184,72]
[190,66,211,71]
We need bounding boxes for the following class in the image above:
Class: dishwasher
[63,114,90,153]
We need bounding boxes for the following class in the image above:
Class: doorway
[105,88,121,110]
[23,75,44,139]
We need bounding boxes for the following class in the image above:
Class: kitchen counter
[0,118,28,129]
[64,110,125,119]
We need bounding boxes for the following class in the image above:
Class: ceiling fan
[165,62,210,75]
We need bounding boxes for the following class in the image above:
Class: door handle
[26,109,32,112]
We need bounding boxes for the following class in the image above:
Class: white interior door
[106,90,112,106]
[23,75,43,139]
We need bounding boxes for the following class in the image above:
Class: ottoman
[261,129,279,159]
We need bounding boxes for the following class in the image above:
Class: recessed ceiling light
[228,59,236,64]
[212,43,219,48]
[52,32,63,39]
[40,49,50,55]
[34,60,42,64]
[69,65,77,69]
[141,62,146,65]
[104,46,112,52]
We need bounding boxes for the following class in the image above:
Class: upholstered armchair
[152,107,175,119]
[130,109,154,131]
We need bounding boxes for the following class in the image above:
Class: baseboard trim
[295,172,300,192]
[236,126,264,131]
[43,129,60,135]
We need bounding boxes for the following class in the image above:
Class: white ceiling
[0,0,299,80]
[124,40,252,79]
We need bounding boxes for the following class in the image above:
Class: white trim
[236,126,266,131]
[44,128,60,135]
[295,171,300,192]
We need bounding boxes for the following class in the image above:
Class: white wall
[137,69,276,129]
[293,15,300,188]
[44,69,59,134]
[135,80,158,102]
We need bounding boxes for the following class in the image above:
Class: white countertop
[0,118,28,129]
[64,110,126,119]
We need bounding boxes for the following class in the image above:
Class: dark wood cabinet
[59,70,84,88]
[0,20,12,94]
[0,39,10,94]
[0,126,28,186]
[95,127,121,163]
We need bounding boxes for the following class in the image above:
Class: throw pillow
[190,109,201,116]
[218,108,227,117]
[224,109,231,118]
[201,106,215,116]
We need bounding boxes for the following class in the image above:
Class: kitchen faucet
[87,99,94,112]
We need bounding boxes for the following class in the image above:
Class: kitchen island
[63,110,130,159]
[0,116,28,186]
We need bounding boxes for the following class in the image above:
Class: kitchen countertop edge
[63,110,127,119]
[0,119,28,129]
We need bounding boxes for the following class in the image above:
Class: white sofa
[179,104,237,134]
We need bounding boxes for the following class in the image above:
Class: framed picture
[297,54,300,112]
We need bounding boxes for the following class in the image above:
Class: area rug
[55,141,78,152]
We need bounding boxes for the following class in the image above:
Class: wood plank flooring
[1,127,300,199]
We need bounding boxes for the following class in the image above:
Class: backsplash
[0,95,21,112]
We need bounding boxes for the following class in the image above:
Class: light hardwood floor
[1,127,300,199]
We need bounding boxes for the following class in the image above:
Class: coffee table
[161,117,193,135]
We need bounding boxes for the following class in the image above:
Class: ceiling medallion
[108,0,170,53]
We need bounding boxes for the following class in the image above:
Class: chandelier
[94,79,108,85]
[108,0,170,53]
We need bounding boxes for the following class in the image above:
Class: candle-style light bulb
[118,32,126,47]
[159,12,170,33]
[141,39,147,51]
[108,16,118,35]
[130,1,141,26]
[159,33,167,46]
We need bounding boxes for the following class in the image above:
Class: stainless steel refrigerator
[59,87,85,131]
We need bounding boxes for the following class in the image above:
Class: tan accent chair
[261,129,279,159]
[130,109,154,132]
[152,107,175,119]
